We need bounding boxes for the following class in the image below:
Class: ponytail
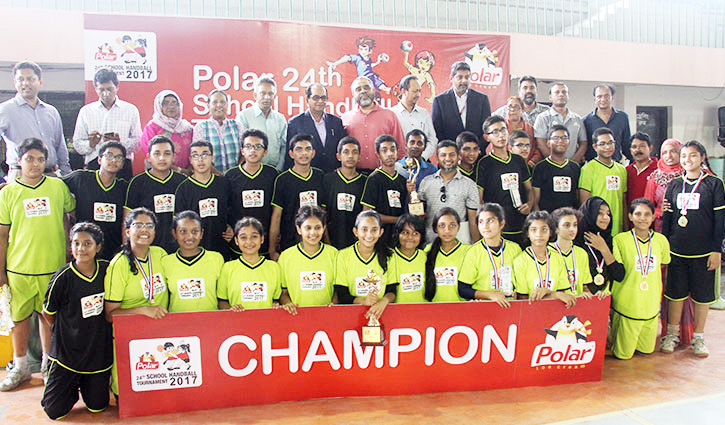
[424,236,442,301]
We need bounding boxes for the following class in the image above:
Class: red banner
[115,298,609,418]
[83,14,510,126]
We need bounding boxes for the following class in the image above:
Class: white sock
[13,355,28,371]
[41,353,49,370]
[667,324,680,336]
[693,332,704,340]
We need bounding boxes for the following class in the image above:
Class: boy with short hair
[531,125,580,213]
[125,135,185,252]
[269,134,325,259]
[455,131,481,182]
[63,141,128,260]
[579,127,628,235]
[361,134,410,247]
[175,141,233,256]
[225,129,278,257]
[322,136,367,249]
[0,138,75,391]
[509,130,534,172]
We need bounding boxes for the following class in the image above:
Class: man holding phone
[73,68,140,180]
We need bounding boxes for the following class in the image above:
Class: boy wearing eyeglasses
[579,127,628,235]
[63,141,129,260]
[476,115,533,246]
[174,141,232,256]
[531,125,580,214]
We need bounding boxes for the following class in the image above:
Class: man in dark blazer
[285,83,346,172]
[431,61,492,151]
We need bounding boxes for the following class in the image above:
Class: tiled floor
[1,310,724,424]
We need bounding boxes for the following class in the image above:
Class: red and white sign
[114,298,609,418]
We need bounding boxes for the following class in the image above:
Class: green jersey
[459,239,521,295]
[549,242,593,296]
[424,241,471,302]
[218,257,282,309]
[278,243,338,306]
[162,249,224,312]
[335,242,397,300]
[513,246,569,295]
[579,158,627,235]
[104,246,169,310]
[612,231,670,320]
[0,176,75,275]
[390,248,427,304]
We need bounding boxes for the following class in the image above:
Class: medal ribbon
[554,242,577,292]
[135,256,155,303]
[527,247,550,289]
[586,244,605,273]
[680,171,705,215]
[632,230,653,280]
[484,239,504,290]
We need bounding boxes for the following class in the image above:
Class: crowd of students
[0,80,723,421]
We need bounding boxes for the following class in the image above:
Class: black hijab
[575,196,613,249]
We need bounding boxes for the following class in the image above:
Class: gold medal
[640,281,649,291]
[594,273,605,286]
[678,216,688,227]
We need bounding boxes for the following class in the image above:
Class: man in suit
[286,83,346,172]
[431,61,491,150]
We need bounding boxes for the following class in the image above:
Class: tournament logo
[130,337,202,391]
[84,29,157,82]
[463,42,503,87]
[530,315,595,368]
[135,352,160,370]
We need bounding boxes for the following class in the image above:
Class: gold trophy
[404,157,425,216]
[360,270,387,346]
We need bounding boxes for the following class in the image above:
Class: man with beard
[418,140,480,243]
[533,82,587,162]
[342,76,405,174]
[583,83,632,162]
[391,75,437,161]
[431,61,491,148]
[492,76,549,126]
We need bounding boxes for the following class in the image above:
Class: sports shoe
[691,336,710,358]
[0,366,31,391]
[660,333,680,354]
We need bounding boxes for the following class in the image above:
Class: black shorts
[665,255,717,304]
[41,361,111,420]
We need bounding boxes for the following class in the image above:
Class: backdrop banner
[115,298,609,418]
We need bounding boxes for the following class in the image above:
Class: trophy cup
[360,270,387,346]
[404,157,425,216]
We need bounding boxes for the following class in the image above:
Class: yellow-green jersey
[424,241,471,302]
[391,248,427,304]
[459,239,521,295]
[218,256,282,309]
[549,243,593,296]
[335,242,397,300]
[612,231,670,320]
[513,246,569,295]
[162,249,224,312]
[0,176,75,275]
[278,243,338,306]
[579,158,627,235]
[104,246,169,310]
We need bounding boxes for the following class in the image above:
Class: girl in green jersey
[424,208,470,302]
[391,214,427,303]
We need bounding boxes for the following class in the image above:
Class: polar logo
[530,315,595,367]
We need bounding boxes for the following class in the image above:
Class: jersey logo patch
[553,176,572,192]
[80,293,104,318]
[240,281,267,302]
[337,193,356,212]
[501,173,519,191]
[23,197,51,217]
[386,190,402,208]
[141,273,166,300]
[606,175,620,191]
[300,271,326,291]
[93,202,116,222]
[400,272,424,292]
[177,278,205,299]
[198,198,218,218]
[242,190,264,208]
[154,194,175,213]
[676,193,700,210]
[299,190,318,208]
[434,266,458,286]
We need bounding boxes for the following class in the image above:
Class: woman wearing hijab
[575,196,624,295]
[140,90,194,170]
[644,138,683,233]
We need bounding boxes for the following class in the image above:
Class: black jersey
[662,173,725,257]
[457,163,478,182]
[175,174,230,255]
[43,260,112,373]
[322,169,366,250]
[360,168,408,247]
[271,167,325,251]
[225,164,278,255]
[62,170,127,260]
[476,152,531,235]
[531,157,580,213]
[125,170,186,253]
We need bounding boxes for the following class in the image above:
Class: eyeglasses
[513,143,531,149]
[309,95,328,102]
[190,153,212,160]
[243,143,265,151]
[550,135,570,142]
[130,222,155,230]
[440,186,447,203]
[101,152,125,162]
[507,105,522,111]
[486,128,508,136]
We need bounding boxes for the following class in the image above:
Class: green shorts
[8,273,52,322]
[611,311,658,360]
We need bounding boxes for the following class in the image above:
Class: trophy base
[361,325,387,346]
[408,201,425,216]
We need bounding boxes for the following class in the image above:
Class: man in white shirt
[237,77,288,170]
[391,75,437,161]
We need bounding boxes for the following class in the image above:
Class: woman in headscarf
[644,138,683,233]
[139,90,194,171]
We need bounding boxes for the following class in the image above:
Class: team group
[0,60,723,420]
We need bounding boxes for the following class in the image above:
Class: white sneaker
[691,336,710,358]
[0,366,31,391]
[660,334,680,354]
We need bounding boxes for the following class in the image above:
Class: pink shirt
[341,104,405,170]
[140,121,193,169]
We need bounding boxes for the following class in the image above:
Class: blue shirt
[394,156,437,189]
[583,108,632,162]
